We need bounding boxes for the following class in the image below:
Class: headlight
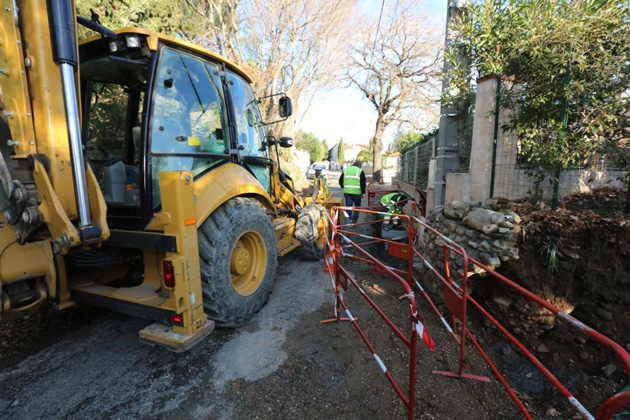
[126,35,141,49]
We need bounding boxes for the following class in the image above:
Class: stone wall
[418,199,521,277]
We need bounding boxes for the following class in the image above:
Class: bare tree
[180,0,244,62]
[180,0,356,137]
[240,0,357,136]
[346,1,441,180]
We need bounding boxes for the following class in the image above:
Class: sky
[299,0,447,150]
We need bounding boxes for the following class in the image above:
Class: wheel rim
[230,230,267,296]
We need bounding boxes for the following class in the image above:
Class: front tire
[295,204,327,261]
[198,197,277,327]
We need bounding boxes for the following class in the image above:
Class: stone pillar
[469,76,499,201]
[435,0,470,206]
[468,75,520,201]
[445,173,470,203]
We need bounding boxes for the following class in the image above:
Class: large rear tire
[295,204,327,261]
[198,197,277,327]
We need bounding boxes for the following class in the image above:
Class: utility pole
[434,0,469,207]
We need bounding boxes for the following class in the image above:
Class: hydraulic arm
[0,0,108,250]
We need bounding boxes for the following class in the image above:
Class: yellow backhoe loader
[0,0,333,351]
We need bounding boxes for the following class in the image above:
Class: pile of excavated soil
[467,189,630,418]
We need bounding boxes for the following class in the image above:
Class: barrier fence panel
[321,207,435,420]
[410,215,630,420]
[411,218,491,383]
[320,206,630,419]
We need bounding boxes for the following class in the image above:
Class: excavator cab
[79,31,273,230]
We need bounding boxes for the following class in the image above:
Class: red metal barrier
[366,181,401,207]
[320,206,630,419]
[410,215,630,420]
[321,207,434,420]
[366,182,426,218]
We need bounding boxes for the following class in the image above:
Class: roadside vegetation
[444,0,630,210]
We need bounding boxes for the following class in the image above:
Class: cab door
[225,71,272,193]
[146,45,231,210]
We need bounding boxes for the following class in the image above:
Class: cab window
[228,72,268,159]
[85,82,143,207]
[149,46,228,207]
[86,83,129,171]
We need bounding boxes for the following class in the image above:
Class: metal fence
[396,80,626,203]
[486,80,626,202]
[490,134,626,202]
[397,138,436,189]
[398,132,625,203]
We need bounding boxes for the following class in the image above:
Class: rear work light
[163,260,175,288]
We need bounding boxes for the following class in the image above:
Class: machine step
[140,320,215,353]
[70,284,214,351]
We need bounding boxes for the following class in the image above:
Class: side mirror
[279,96,293,118]
[279,137,293,148]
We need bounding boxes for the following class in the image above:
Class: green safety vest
[381,192,403,214]
[380,192,396,206]
[343,165,363,195]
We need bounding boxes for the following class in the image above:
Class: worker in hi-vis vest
[380,192,410,229]
[339,161,366,223]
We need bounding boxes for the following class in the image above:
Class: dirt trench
[466,189,630,418]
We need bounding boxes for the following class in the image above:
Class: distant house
[328,143,338,163]
[328,142,369,169]
[384,152,401,169]
[383,152,401,183]
[344,144,369,163]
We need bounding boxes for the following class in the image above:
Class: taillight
[169,313,183,325]
[163,260,175,288]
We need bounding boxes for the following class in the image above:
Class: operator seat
[132,126,141,151]
[102,127,142,205]
[102,160,126,203]
[126,126,141,184]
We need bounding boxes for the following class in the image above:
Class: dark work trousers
[344,194,362,223]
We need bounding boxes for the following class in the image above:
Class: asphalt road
[0,173,349,420]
